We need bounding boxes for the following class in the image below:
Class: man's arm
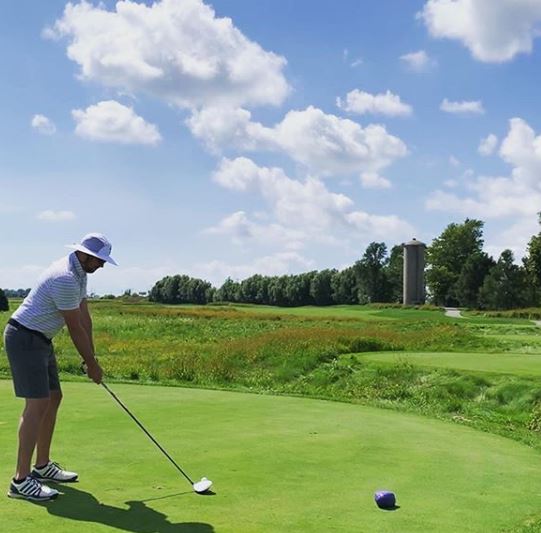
[59,307,102,384]
[79,298,95,354]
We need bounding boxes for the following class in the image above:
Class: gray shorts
[3,324,61,398]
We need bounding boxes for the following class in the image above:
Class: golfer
[3,233,117,501]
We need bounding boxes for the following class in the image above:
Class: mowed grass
[2,381,541,533]
[207,304,445,321]
[360,351,541,376]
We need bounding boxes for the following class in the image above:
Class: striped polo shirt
[11,253,87,339]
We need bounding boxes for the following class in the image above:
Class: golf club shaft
[101,382,194,485]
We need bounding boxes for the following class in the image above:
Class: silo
[402,238,426,305]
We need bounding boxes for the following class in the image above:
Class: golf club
[101,381,213,494]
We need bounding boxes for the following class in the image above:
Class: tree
[385,245,403,303]
[268,276,289,306]
[426,219,485,306]
[479,250,529,309]
[523,213,541,306]
[150,275,213,304]
[331,267,358,304]
[214,278,241,302]
[149,278,168,302]
[310,269,335,306]
[240,275,267,304]
[163,276,180,304]
[354,242,391,303]
[285,273,315,306]
[0,289,9,312]
[454,252,495,308]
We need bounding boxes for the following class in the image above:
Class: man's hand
[85,359,103,384]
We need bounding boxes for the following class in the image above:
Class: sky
[2,0,541,295]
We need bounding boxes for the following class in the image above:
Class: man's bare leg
[35,390,63,468]
[15,398,50,480]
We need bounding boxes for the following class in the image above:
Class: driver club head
[193,477,213,494]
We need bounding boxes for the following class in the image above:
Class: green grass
[2,381,541,532]
[210,303,454,322]
[360,351,541,376]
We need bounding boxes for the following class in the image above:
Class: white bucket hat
[66,233,118,266]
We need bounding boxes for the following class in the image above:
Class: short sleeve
[51,274,81,311]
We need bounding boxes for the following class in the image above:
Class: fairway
[360,351,541,376]
[1,381,541,532]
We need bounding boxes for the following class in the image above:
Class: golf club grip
[101,382,194,484]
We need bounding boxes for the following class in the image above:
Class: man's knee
[23,398,51,418]
[49,390,63,409]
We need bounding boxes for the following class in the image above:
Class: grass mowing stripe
[360,351,541,376]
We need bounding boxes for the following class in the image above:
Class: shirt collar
[69,252,87,281]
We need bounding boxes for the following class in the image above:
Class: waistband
[7,319,52,345]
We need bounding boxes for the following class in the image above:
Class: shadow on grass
[32,485,215,532]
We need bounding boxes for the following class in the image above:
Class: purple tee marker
[374,490,396,510]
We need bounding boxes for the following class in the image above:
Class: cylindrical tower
[402,238,426,305]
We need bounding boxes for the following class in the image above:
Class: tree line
[150,214,541,310]
[3,288,30,298]
[149,242,404,307]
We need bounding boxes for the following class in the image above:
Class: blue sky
[2,0,541,294]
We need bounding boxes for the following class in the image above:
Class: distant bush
[0,289,8,312]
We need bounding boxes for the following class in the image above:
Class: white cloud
[72,100,161,145]
[186,107,271,154]
[210,157,415,247]
[449,155,461,167]
[478,134,499,156]
[426,117,541,219]
[337,89,413,117]
[440,98,485,114]
[204,211,305,249]
[211,155,260,191]
[212,157,354,231]
[360,172,392,189]
[47,0,289,109]
[31,114,56,135]
[400,50,435,71]
[419,0,541,63]
[345,211,415,241]
[188,105,408,181]
[36,210,76,221]
[197,252,316,285]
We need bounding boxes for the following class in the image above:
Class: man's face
[80,253,106,273]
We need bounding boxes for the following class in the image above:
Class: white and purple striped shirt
[12,253,87,339]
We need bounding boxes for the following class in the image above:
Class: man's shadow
[32,485,215,533]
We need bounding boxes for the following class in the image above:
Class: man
[3,233,117,502]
